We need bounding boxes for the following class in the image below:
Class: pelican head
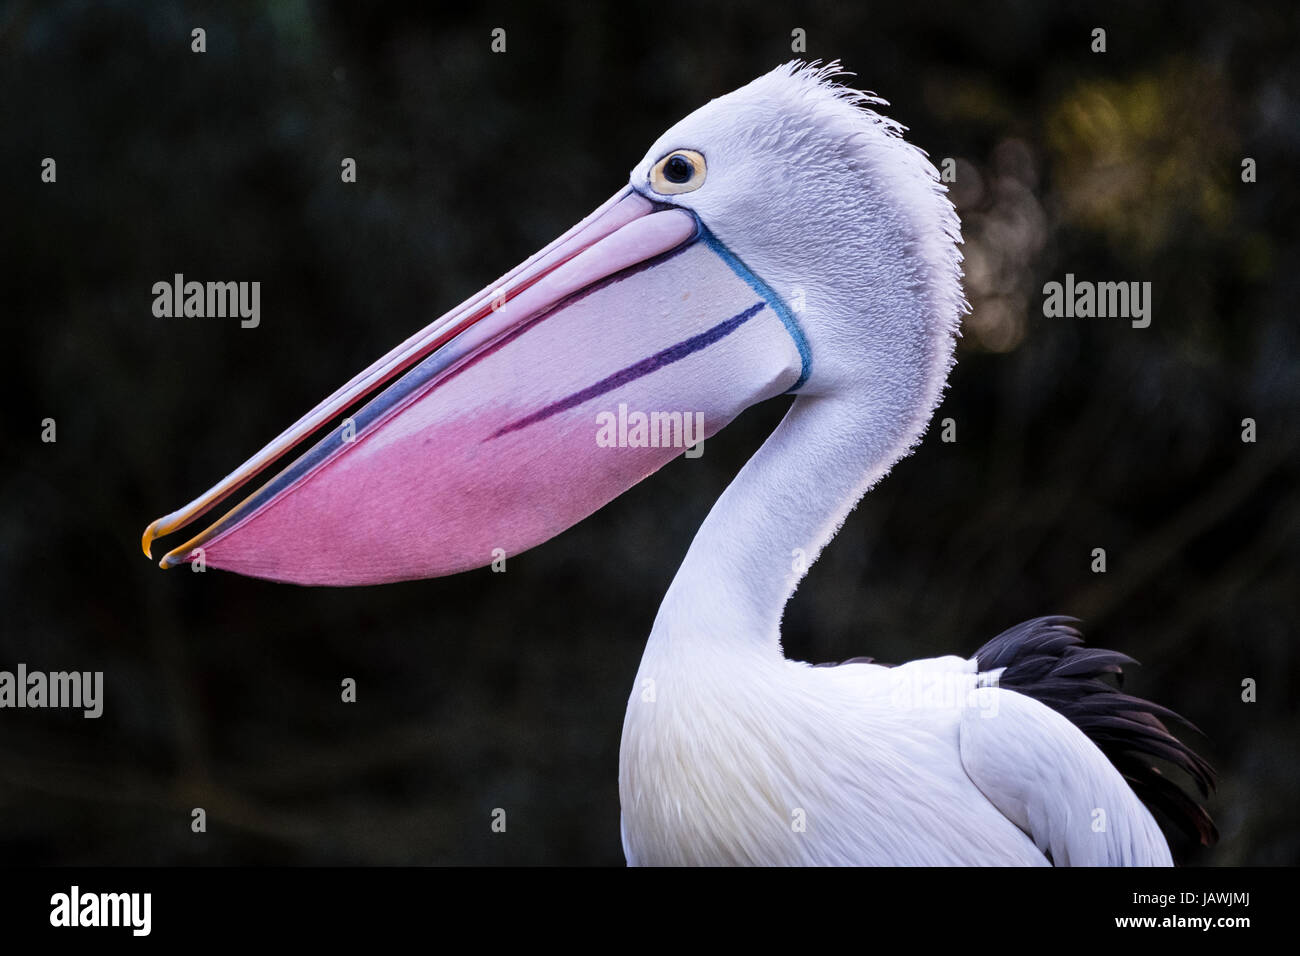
[142,61,965,586]
[633,62,965,402]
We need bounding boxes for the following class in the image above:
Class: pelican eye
[650,149,706,195]
[664,155,692,182]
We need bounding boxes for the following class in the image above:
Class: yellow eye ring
[650,149,706,195]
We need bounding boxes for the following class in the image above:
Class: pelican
[142,61,1215,865]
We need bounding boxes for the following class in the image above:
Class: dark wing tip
[976,616,1218,849]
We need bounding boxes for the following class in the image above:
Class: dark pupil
[664,155,693,184]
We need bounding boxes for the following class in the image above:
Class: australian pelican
[143,62,1215,865]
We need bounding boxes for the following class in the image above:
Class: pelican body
[143,62,1214,865]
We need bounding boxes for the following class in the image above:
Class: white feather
[616,63,1173,866]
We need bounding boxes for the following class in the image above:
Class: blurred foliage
[0,0,1296,865]
[1046,60,1237,256]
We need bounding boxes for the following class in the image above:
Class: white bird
[143,61,1215,865]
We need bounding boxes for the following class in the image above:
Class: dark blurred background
[2,0,1296,865]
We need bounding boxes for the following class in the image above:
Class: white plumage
[616,62,1200,866]
[144,61,1214,866]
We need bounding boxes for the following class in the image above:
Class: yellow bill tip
[141,521,160,559]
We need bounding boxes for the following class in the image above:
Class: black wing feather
[975,616,1217,848]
